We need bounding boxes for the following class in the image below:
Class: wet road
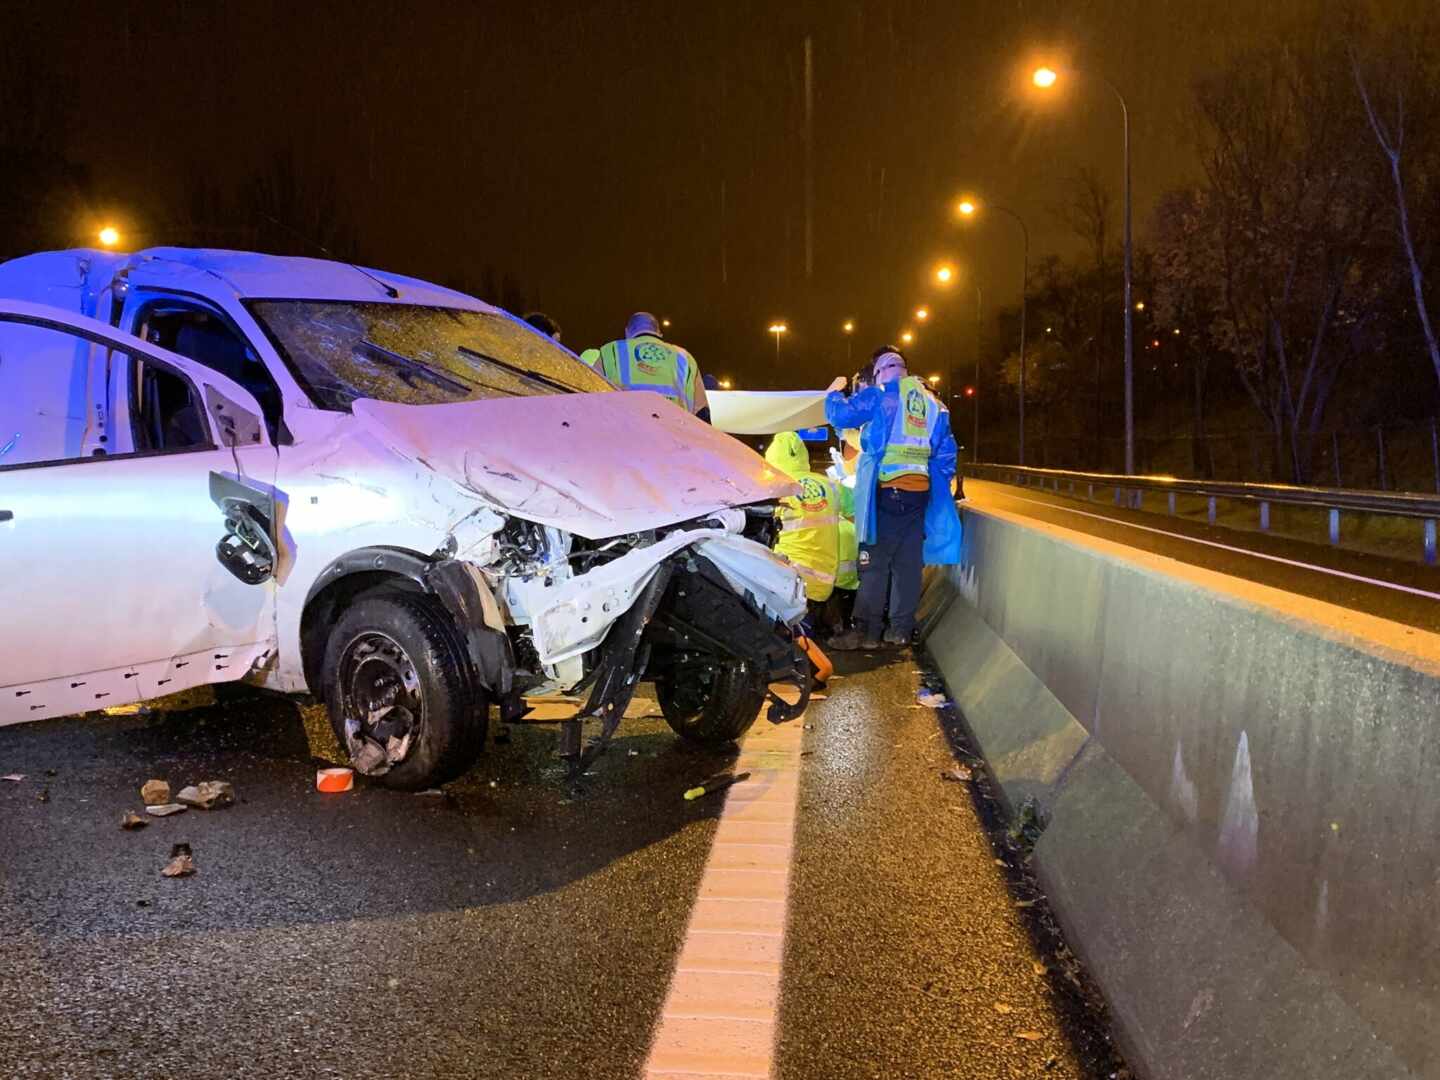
[966,478,1440,633]
[0,654,1120,1080]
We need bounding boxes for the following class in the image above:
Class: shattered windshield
[247,301,614,410]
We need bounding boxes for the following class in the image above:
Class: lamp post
[842,319,855,364]
[957,198,1029,465]
[1032,64,1134,473]
[768,322,788,362]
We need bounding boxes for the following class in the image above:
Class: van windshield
[247,301,613,410]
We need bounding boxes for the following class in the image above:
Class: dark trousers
[854,486,926,638]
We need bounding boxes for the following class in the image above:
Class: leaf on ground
[1016,1031,1045,1042]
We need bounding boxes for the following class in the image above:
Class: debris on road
[176,781,235,810]
[916,689,950,709]
[36,787,49,803]
[1016,1031,1045,1042]
[161,843,195,878]
[140,779,171,805]
[683,771,752,801]
[120,812,149,831]
[940,765,973,782]
[316,767,354,793]
[2,773,24,782]
[145,803,187,818]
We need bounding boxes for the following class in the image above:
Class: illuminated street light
[957,199,976,217]
[927,374,940,385]
[718,378,733,389]
[1135,301,1146,312]
[1173,328,1181,336]
[935,264,954,285]
[842,320,855,333]
[768,322,788,362]
[1031,61,1136,474]
[662,317,672,328]
[900,330,915,345]
[915,307,929,322]
[98,226,120,248]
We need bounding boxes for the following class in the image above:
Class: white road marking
[990,489,1440,603]
[644,718,805,1079]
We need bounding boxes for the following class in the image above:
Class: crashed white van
[0,248,809,788]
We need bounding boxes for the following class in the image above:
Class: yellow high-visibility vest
[878,375,937,482]
[592,335,697,411]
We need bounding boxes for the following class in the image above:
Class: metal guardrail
[963,462,1440,565]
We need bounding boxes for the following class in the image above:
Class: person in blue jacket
[824,345,962,650]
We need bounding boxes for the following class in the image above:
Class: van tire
[656,660,766,746]
[322,593,485,790]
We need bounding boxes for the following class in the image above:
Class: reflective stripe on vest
[878,375,936,481]
[615,337,692,410]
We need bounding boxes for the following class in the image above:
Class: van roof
[0,247,497,312]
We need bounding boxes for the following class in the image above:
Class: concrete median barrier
[921,504,1440,1079]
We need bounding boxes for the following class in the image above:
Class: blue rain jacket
[824,382,962,565]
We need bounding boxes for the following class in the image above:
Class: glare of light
[842,319,855,334]
[662,317,672,328]
[1173,328,1181,336]
[98,226,120,248]
[768,322,788,334]
[900,330,915,344]
[915,307,929,321]
[957,200,977,217]
[927,374,940,385]
[719,378,733,389]
[935,265,954,285]
[964,386,975,397]
[1033,66,1058,89]
[1135,301,1146,312]
[1045,326,1053,334]
[1152,339,1161,348]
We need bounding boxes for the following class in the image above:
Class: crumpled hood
[763,431,810,480]
[351,392,799,540]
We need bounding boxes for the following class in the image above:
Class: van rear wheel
[322,593,485,790]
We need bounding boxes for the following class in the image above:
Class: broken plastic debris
[916,689,949,708]
[140,779,171,805]
[120,811,149,830]
[176,781,234,810]
[940,765,973,782]
[1,773,24,782]
[161,843,195,878]
[1015,1031,1044,1042]
[36,788,49,803]
[684,771,751,801]
[145,803,187,818]
[316,768,354,793]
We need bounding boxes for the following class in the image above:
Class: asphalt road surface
[0,652,1121,1080]
[965,478,1440,633]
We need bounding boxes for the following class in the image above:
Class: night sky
[21,1,1319,389]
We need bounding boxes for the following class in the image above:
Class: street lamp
[768,322,788,361]
[719,378,733,389]
[841,319,855,363]
[900,330,915,345]
[927,374,940,385]
[956,195,1030,465]
[935,264,954,285]
[1033,63,1135,474]
[662,317,672,329]
[98,226,120,248]
[915,307,929,322]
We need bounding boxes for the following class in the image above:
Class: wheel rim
[338,631,424,771]
[663,662,719,727]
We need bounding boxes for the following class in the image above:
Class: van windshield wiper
[356,340,476,396]
[457,346,571,394]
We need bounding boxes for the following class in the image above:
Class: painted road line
[997,490,1440,602]
[644,716,805,1079]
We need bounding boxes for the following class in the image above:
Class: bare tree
[1053,167,1114,455]
[1351,25,1440,394]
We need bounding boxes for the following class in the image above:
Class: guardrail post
[1114,487,1123,507]
[1426,520,1437,566]
[1086,483,1093,500]
[1329,508,1340,546]
[1207,496,1217,525]
[1168,492,1177,515]
[1260,501,1270,531]
[1132,490,1143,511]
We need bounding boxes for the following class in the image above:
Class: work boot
[827,629,863,651]
[882,627,911,647]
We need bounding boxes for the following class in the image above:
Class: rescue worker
[824,346,961,650]
[581,312,711,422]
[764,431,844,619]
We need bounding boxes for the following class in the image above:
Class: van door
[0,303,280,725]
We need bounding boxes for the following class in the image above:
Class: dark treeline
[981,7,1440,489]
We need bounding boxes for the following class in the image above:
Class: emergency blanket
[707,390,830,435]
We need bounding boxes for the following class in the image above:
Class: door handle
[0,510,12,522]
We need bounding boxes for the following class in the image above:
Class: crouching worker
[764,431,841,683]
[823,346,961,650]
